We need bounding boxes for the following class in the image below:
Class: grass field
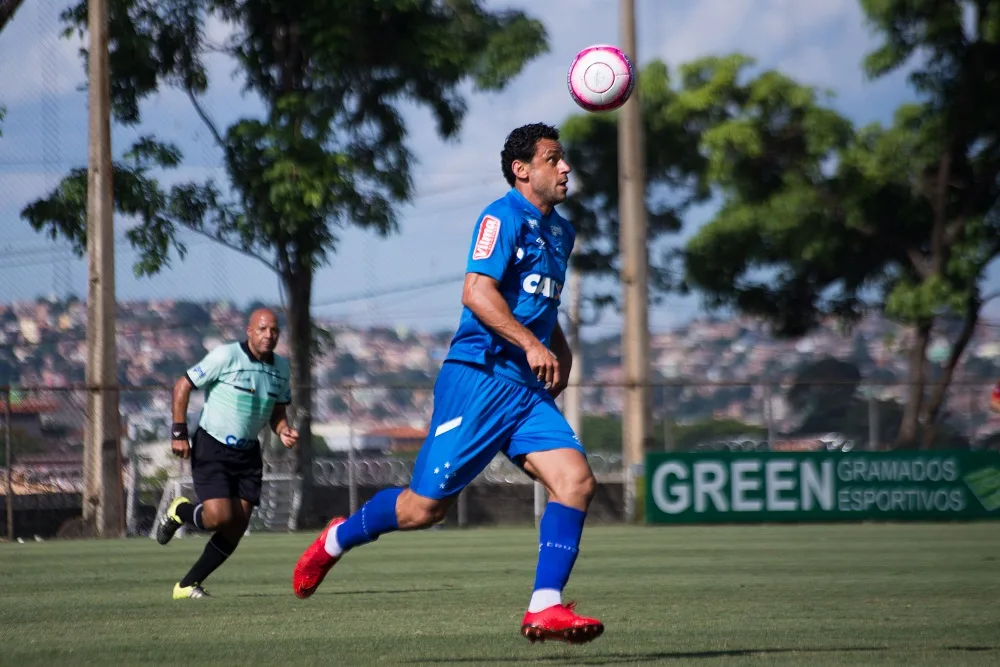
[1,523,998,666]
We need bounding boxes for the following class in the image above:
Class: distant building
[360,426,428,453]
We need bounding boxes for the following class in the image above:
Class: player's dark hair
[501,123,560,187]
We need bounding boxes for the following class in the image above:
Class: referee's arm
[170,375,197,459]
[172,375,196,428]
[269,404,290,436]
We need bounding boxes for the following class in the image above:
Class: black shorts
[191,428,264,506]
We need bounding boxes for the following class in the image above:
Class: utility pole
[84,0,122,537]
[618,0,652,523]
[563,247,584,437]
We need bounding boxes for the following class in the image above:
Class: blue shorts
[410,361,586,499]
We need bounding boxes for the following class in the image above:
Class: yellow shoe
[156,496,189,545]
[173,582,210,599]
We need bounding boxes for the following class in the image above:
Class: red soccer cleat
[521,601,604,644]
[292,516,346,599]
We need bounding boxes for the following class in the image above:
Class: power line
[312,274,465,309]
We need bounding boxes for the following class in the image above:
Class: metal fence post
[662,387,676,452]
[347,388,358,515]
[457,489,468,528]
[533,482,545,527]
[764,383,775,450]
[5,386,12,542]
[125,448,137,535]
[868,391,880,451]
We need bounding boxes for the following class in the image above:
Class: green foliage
[580,414,622,452]
[679,2,1000,445]
[787,357,863,416]
[26,0,547,287]
[20,0,548,495]
[560,59,710,308]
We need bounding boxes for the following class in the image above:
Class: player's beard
[552,183,568,205]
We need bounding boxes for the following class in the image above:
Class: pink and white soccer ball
[567,45,636,112]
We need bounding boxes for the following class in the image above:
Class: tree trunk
[896,320,932,449]
[283,264,317,528]
[920,298,980,449]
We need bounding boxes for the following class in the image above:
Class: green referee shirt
[186,341,292,448]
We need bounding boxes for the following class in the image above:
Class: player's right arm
[463,209,560,386]
[462,273,560,386]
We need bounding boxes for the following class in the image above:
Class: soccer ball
[567,45,636,112]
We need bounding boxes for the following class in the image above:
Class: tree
[559,60,709,309]
[683,0,1000,449]
[0,0,24,34]
[173,301,211,329]
[856,0,1000,447]
[787,357,863,419]
[21,0,547,526]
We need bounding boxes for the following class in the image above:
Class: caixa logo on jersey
[522,274,563,300]
[225,435,257,449]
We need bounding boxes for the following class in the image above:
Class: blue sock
[335,488,403,552]
[533,502,587,592]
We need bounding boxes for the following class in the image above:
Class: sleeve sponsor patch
[472,215,501,260]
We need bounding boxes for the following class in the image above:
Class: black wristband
[171,422,189,440]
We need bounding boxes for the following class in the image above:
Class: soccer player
[157,308,299,599]
[293,123,603,644]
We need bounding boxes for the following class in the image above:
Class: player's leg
[157,429,222,544]
[173,435,259,598]
[293,362,519,599]
[507,395,602,643]
[173,497,244,598]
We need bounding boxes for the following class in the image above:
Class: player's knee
[200,504,234,530]
[570,470,597,504]
[551,468,596,508]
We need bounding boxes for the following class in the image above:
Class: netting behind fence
[3,380,1000,538]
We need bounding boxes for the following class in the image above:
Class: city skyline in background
[3,0,999,339]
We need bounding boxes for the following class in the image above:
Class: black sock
[179,533,236,587]
[176,502,206,530]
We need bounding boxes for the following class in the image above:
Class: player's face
[528,138,571,209]
[247,310,280,356]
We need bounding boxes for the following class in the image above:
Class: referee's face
[247,309,280,358]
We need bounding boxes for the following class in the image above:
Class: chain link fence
[3,379,1000,538]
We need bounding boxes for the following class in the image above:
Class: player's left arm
[269,403,299,449]
[547,321,572,399]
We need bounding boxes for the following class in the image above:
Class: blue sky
[4,0,987,337]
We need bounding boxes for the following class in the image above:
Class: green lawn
[0,523,998,666]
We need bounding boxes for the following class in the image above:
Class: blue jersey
[445,188,575,386]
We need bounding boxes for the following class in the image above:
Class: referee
[156,308,299,599]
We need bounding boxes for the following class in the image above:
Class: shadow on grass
[237,588,451,598]
[408,645,998,664]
